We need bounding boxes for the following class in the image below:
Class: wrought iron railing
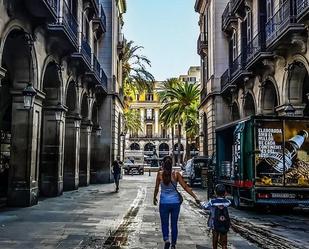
[265,0,296,45]
[231,54,244,77]
[44,0,58,14]
[246,33,264,63]
[145,116,155,121]
[220,69,230,90]
[100,68,108,89]
[60,0,78,41]
[92,54,101,79]
[222,2,233,29]
[296,0,309,17]
[99,4,107,30]
[81,37,92,66]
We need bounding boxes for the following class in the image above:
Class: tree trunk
[171,126,175,166]
[177,123,181,165]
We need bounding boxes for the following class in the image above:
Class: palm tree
[160,82,200,165]
[123,109,142,135]
[122,41,155,94]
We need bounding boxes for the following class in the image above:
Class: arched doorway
[79,94,91,186]
[130,143,140,150]
[40,62,66,197]
[0,29,39,206]
[144,143,154,154]
[262,81,278,115]
[159,143,169,158]
[90,103,99,184]
[243,93,255,117]
[63,81,79,191]
[231,102,240,121]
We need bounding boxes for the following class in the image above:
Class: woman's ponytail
[162,156,173,185]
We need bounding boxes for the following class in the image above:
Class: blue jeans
[159,203,181,245]
[114,174,120,190]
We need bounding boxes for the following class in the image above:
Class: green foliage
[124,109,142,134]
[122,41,155,93]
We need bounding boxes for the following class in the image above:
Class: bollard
[149,168,151,176]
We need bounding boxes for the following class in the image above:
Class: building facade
[125,81,187,165]
[196,0,309,157]
[0,0,126,207]
[179,66,201,84]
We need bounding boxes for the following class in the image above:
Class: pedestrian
[112,160,121,192]
[153,156,200,249]
[201,184,231,249]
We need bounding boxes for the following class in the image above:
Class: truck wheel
[233,190,241,209]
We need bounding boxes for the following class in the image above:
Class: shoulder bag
[171,181,183,205]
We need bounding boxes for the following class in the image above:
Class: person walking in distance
[201,184,231,249]
[153,156,200,249]
[112,160,121,192]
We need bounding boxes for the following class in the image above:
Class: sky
[123,0,200,81]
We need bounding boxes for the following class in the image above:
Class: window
[146,125,153,138]
[266,0,274,21]
[146,109,153,119]
[232,31,238,60]
[247,10,253,43]
[161,126,167,138]
[136,94,140,101]
[146,93,154,101]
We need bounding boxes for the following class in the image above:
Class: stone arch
[63,80,79,191]
[144,143,154,152]
[231,101,240,121]
[283,55,309,105]
[261,80,278,115]
[159,143,169,151]
[130,143,140,150]
[0,28,40,206]
[39,61,65,197]
[243,92,256,117]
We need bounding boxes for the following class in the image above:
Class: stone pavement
[0,175,258,249]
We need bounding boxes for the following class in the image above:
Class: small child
[201,184,231,249]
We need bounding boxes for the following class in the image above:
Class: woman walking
[153,156,200,249]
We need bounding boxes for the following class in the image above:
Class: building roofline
[195,0,207,13]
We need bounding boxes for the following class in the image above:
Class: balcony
[26,0,58,20]
[129,135,169,141]
[222,2,238,32]
[145,116,155,122]
[220,69,231,93]
[197,32,208,56]
[48,0,78,50]
[265,0,305,50]
[93,4,107,36]
[100,68,108,91]
[230,0,245,15]
[245,33,273,70]
[296,0,309,22]
[72,37,92,71]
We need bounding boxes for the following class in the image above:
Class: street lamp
[95,125,102,137]
[23,83,37,110]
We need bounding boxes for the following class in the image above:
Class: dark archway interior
[81,95,88,119]
[130,143,140,150]
[262,81,278,115]
[231,102,240,121]
[243,94,255,117]
[159,143,169,151]
[144,143,154,151]
[42,63,61,105]
[174,143,184,151]
[0,30,33,203]
[303,73,309,116]
[289,63,307,103]
[66,82,77,113]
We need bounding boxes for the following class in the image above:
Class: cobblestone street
[0,175,262,249]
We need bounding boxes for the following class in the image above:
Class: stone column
[155,109,159,135]
[7,94,40,207]
[79,120,92,186]
[140,108,145,136]
[63,115,81,191]
[40,105,66,197]
[90,129,98,183]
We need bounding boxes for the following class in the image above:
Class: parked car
[185,156,212,186]
[123,159,144,175]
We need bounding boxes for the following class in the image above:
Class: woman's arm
[176,172,200,203]
[153,171,161,205]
